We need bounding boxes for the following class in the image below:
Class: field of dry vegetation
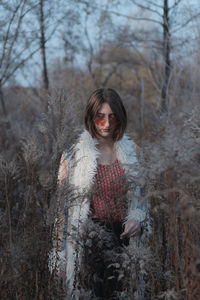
[1,86,200,300]
[0,1,200,299]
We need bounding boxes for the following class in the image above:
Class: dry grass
[0,88,199,299]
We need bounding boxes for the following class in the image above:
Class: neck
[97,136,115,148]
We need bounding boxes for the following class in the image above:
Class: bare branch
[101,9,163,26]
[129,0,163,18]
[78,0,163,26]
[0,0,23,68]
[2,45,41,85]
[1,0,27,81]
[140,0,163,9]
[169,0,182,11]
[84,13,97,87]
[172,12,200,34]
[102,62,121,86]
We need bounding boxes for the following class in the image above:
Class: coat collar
[71,129,138,191]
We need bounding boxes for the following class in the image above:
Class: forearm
[126,185,147,223]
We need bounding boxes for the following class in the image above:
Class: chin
[100,131,113,138]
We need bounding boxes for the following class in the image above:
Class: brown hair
[84,88,127,141]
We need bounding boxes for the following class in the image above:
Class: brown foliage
[0,84,199,299]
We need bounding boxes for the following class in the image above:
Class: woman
[56,88,147,299]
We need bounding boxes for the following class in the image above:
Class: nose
[104,117,110,127]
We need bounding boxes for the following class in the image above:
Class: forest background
[0,0,200,299]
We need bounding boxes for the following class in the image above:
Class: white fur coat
[61,130,146,298]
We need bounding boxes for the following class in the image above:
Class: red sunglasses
[94,117,117,126]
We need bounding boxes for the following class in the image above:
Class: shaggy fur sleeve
[125,145,148,224]
[56,153,70,248]
[48,153,69,272]
[126,186,147,223]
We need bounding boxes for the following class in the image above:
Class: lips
[103,129,110,132]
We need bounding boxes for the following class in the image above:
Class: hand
[120,219,141,239]
[56,269,66,290]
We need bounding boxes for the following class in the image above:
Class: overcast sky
[15,0,200,87]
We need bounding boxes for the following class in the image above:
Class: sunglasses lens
[110,118,117,126]
[95,118,106,126]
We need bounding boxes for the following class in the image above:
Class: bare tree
[0,0,44,116]
[82,0,200,113]
[29,0,61,91]
[161,0,170,113]
[0,0,66,116]
[36,0,83,91]
[79,1,124,88]
[124,0,200,113]
[39,0,49,91]
[34,0,62,91]
[0,0,28,116]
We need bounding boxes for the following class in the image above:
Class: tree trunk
[140,76,144,131]
[161,0,171,114]
[40,0,49,91]
[0,82,7,116]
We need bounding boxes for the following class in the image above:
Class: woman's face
[94,103,117,139]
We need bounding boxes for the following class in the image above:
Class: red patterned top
[91,159,127,222]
